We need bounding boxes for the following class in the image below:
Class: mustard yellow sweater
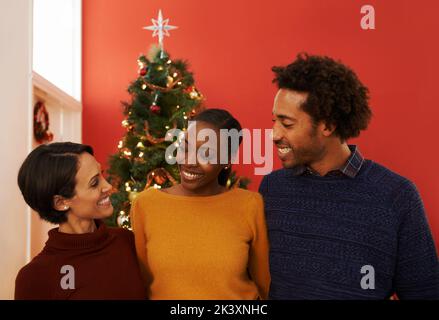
[131,187,270,300]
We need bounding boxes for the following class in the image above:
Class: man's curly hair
[272,53,372,141]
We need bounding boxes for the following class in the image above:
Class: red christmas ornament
[150,104,161,114]
[184,86,195,93]
[139,67,147,76]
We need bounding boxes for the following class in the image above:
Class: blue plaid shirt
[291,145,364,178]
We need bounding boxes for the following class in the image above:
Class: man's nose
[271,125,282,142]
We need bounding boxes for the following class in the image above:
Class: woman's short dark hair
[192,108,242,186]
[272,53,372,141]
[17,142,94,224]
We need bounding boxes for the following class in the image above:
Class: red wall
[83,0,439,247]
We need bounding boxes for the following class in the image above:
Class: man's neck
[308,142,352,176]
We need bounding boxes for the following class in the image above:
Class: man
[259,53,439,299]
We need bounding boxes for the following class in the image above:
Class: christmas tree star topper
[143,10,178,55]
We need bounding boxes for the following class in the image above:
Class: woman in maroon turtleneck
[15,142,146,300]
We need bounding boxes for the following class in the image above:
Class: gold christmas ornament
[187,87,203,101]
[128,191,139,202]
[190,91,198,99]
[166,76,174,88]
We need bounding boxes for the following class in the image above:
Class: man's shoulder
[258,168,298,197]
[362,160,424,208]
[261,168,291,182]
[365,160,415,190]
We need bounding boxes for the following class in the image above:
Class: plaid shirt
[291,145,364,178]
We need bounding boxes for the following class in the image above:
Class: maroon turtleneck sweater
[15,220,147,300]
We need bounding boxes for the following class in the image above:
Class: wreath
[33,101,54,144]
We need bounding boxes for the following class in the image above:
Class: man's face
[272,89,326,169]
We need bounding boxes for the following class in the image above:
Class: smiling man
[259,53,439,299]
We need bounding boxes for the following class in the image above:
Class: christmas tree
[106,11,249,228]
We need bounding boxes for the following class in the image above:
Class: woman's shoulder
[129,188,164,213]
[230,188,264,204]
[213,188,264,221]
[15,253,55,299]
[134,187,162,203]
[230,189,265,223]
[106,227,137,254]
[107,225,133,237]
[108,226,136,243]
[133,186,263,208]
[17,251,56,276]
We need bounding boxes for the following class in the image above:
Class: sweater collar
[291,145,364,179]
[46,220,111,250]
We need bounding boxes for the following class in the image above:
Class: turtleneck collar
[45,219,111,250]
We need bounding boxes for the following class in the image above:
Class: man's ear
[321,122,337,137]
[53,195,70,211]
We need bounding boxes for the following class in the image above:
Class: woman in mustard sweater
[131,109,270,300]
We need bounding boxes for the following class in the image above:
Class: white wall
[0,0,33,300]
[33,0,82,101]
[30,74,83,258]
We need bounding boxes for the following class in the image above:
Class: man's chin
[280,158,296,169]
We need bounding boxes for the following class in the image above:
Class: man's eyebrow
[274,114,297,121]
